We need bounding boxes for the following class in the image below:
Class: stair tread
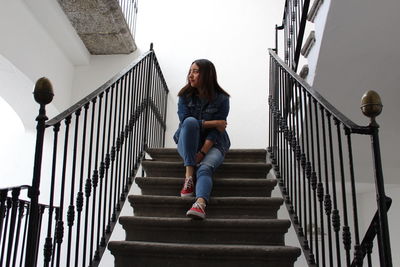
[129,195,284,204]
[120,216,291,227]
[109,147,301,266]
[109,240,301,255]
[135,176,277,185]
[142,160,270,166]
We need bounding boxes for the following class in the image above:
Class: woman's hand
[202,120,227,132]
[215,120,227,132]
[196,152,205,164]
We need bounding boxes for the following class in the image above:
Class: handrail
[47,48,169,126]
[268,48,392,267]
[0,185,31,191]
[3,44,169,267]
[269,49,370,134]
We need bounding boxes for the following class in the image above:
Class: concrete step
[108,241,301,267]
[135,177,277,197]
[146,148,267,163]
[119,216,291,245]
[141,160,272,178]
[128,195,283,219]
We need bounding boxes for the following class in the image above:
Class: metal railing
[275,0,310,72]
[268,49,392,267]
[118,0,139,39]
[0,45,168,267]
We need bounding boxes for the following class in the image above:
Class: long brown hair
[178,59,230,101]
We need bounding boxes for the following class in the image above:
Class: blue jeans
[177,117,225,202]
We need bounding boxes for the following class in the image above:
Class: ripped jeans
[177,117,225,202]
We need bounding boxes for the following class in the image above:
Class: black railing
[275,0,310,72]
[268,49,392,267]
[1,45,168,267]
[118,0,139,39]
[0,186,59,267]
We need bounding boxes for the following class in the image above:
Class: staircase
[108,148,301,267]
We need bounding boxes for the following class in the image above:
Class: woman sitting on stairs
[173,59,231,220]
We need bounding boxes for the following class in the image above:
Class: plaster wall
[311,0,400,184]
[132,0,285,149]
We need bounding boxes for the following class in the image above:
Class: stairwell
[108,148,301,266]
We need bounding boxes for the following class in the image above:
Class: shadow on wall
[0,55,58,187]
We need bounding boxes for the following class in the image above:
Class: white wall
[133,0,284,149]
[311,0,400,184]
[0,0,75,113]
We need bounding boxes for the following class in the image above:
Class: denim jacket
[173,92,231,154]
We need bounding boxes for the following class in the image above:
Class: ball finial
[33,77,54,105]
[361,90,382,119]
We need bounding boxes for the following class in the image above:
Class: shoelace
[192,202,206,212]
[183,177,193,190]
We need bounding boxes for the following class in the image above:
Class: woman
[173,59,231,220]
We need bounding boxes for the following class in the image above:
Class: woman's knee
[182,117,199,130]
[197,164,214,177]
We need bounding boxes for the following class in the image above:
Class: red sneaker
[180,176,194,197]
[186,202,206,220]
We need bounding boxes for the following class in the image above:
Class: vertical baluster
[51,207,59,267]
[66,109,81,266]
[302,88,310,251]
[327,115,341,266]
[127,69,135,184]
[74,104,88,267]
[115,78,124,213]
[314,100,326,267]
[91,93,103,262]
[305,91,312,255]
[34,205,46,267]
[55,115,72,267]
[119,75,128,202]
[297,78,305,237]
[321,109,334,267]
[288,77,295,215]
[132,65,140,172]
[110,81,120,223]
[1,197,12,266]
[335,122,351,266]
[83,99,96,267]
[106,85,116,232]
[308,93,317,264]
[19,203,30,267]
[139,59,147,163]
[5,188,21,267]
[293,82,300,227]
[12,199,25,267]
[95,89,108,260]
[122,71,132,196]
[98,89,110,250]
[43,123,60,267]
[345,131,362,267]
[93,90,106,261]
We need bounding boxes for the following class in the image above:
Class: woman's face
[188,63,201,88]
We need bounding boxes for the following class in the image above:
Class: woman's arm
[203,120,227,132]
[196,139,214,163]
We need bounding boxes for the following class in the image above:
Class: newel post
[25,77,54,266]
[361,90,392,267]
